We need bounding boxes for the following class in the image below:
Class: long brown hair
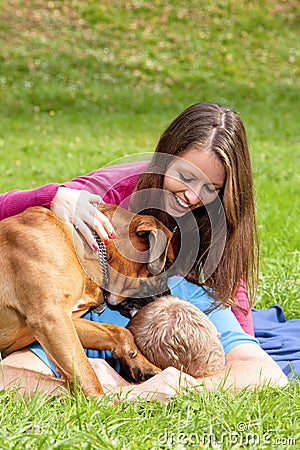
[132,102,259,308]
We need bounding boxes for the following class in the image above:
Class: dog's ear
[148,228,169,275]
[136,221,169,275]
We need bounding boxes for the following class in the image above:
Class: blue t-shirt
[29,276,259,377]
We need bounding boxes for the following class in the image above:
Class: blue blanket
[252,305,300,380]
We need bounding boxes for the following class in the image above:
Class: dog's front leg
[73,318,161,382]
[26,311,104,396]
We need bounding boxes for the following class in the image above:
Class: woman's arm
[0,184,111,250]
[0,161,147,248]
[0,184,60,220]
[232,279,255,336]
[0,161,148,222]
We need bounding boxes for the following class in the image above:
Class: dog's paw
[113,328,161,382]
[131,365,161,382]
[120,352,161,383]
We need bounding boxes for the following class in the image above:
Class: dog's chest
[72,298,87,313]
[72,298,97,314]
[72,297,106,318]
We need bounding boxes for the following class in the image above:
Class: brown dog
[0,204,174,396]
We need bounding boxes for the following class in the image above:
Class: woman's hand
[50,187,116,250]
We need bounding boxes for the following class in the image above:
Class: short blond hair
[127,295,225,378]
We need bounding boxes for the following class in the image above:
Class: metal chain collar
[91,230,109,288]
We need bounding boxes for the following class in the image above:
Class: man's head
[127,295,225,378]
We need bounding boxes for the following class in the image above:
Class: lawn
[0,0,299,448]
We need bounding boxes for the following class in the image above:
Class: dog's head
[97,204,174,306]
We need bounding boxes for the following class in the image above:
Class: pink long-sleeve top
[0,160,254,335]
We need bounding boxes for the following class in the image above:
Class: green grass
[1,384,300,449]
[0,0,299,448]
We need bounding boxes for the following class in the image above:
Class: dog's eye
[136,230,151,239]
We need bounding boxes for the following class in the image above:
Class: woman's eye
[204,184,217,194]
[179,173,193,183]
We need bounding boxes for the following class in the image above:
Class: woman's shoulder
[92,159,151,178]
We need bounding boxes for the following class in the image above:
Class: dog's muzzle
[111,273,171,319]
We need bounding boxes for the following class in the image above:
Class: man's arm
[201,343,288,391]
[0,363,67,396]
[0,354,195,403]
[0,344,288,402]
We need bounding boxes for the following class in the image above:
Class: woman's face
[162,147,225,217]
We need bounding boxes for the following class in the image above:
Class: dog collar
[91,230,109,288]
[91,230,109,314]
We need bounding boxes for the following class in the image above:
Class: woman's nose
[184,188,201,205]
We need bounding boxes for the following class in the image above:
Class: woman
[0,102,287,399]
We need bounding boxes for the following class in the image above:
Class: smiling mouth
[172,193,189,209]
